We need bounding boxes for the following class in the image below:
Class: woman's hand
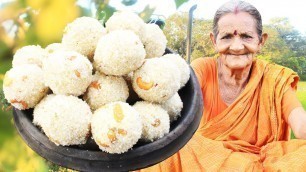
[289,107,306,139]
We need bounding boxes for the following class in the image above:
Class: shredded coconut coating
[12,45,47,68]
[105,11,146,42]
[33,94,92,146]
[91,102,142,154]
[3,64,48,110]
[162,54,190,88]
[160,93,183,122]
[143,24,167,58]
[62,17,107,60]
[45,43,67,54]
[43,51,93,96]
[84,72,129,110]
[132,58,180,103]
[94,30,146,76]
[133,101,170,142]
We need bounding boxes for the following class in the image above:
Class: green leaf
[175,0,189,9]
[0,88,11,111]
[139,5,155,23]
[96,4,116,24]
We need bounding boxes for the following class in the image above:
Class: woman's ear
[210,33,217,47]
[260,33,268,46]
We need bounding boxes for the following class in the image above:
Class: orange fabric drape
[138,58,306,172]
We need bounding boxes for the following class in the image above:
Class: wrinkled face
[212,12,265,70]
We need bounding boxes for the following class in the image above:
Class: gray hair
[213,0,263,41]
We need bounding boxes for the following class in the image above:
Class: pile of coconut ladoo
[3,11,190,154]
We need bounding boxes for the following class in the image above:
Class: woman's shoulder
[255,59,296,73]
[190,57,217,84]
[191,57,216,64]
[191,57,216,70]
[254,59,299,89]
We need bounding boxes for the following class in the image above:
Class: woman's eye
[221,35,232,39]
[241,34,253,39]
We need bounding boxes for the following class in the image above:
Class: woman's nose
[229,38,244,51]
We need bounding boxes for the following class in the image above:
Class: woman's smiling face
[211,12,266,70]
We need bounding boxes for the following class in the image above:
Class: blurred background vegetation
[1,0,306,171]
[164,14,306,80]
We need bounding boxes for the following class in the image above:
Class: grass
[296,81,306,109]
[291,81,306,139]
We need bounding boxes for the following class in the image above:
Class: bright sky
[109,0,306,34]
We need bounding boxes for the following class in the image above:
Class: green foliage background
[163,13,306,80]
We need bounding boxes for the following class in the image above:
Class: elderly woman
[140,0,306,171]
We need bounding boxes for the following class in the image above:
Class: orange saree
[139,58,306,171]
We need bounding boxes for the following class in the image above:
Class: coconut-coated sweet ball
[132,58,180,103]
[160,93,183,122]
[43,51,93,96]
[45,43,67,54]
[105,11,146,42]
[162,54,190,88]
[94,30,146,76]
[62,16,107,60]
[91,102,142,154]
[12,45,47,68]
[3,64,48,110]
[133,101,170,142]
[143,23,167,58]
[84,72,129,111]
[33,94,92,146]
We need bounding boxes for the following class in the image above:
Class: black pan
[13,62,203,171]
